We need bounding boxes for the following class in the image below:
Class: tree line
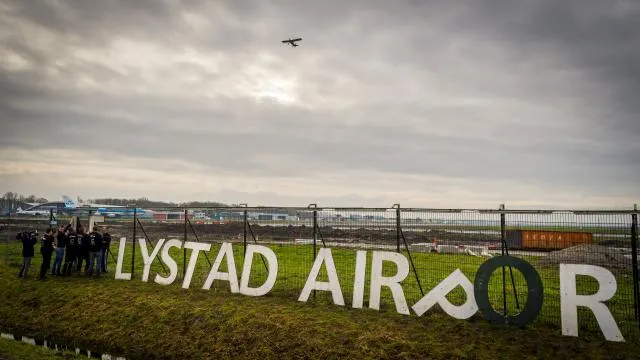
[88,197,230,208]
[0,192,230,210]
[1,192,49,211]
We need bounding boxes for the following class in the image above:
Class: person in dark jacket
[39,228,55,281]
[62,228,78,277]
[76,227,90,274]
[17,230,37,278]
[88,226,103,277]
[51,225,68,276]
[100,227,112,273]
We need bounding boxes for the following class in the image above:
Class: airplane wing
[281,38,302,44]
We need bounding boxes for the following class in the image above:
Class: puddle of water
[0,332,126,359]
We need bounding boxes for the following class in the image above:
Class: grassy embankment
[0,337,77,360]
[1,241,639,359]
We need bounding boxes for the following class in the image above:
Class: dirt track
[1,219,502,246]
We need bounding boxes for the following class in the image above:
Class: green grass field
[110,240,639,335]
[1,240,639,359]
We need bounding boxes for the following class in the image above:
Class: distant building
[247,212,299,221]
[17,201,71,215]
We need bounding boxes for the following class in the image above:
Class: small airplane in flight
[282,37,302,47]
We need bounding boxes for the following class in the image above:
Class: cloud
[0,0,638,209]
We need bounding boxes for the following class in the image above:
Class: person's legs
[57,248,65,275]
[18,257,28,277]
[39,252,51,280]
[100,248,107,272]
[64,253,75,277]
[39,254,46,279]
[83,252,90,274]
[96,251,102,276]
[61,260,67,277]
[88,252,95,275]
[23,257,32,277]
[52,248,64,275]
[18,258,25,277]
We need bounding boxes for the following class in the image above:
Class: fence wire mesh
[2,206,639,341]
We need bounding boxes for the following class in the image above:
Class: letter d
[239,245,278,297]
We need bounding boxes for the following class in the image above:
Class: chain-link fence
[2,205,639,341]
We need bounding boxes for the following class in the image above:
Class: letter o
[473,255,544,326]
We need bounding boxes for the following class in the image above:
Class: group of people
[16,224,112,281]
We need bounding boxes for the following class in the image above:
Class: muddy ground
[0,218,630,248]
[0,219,501,247]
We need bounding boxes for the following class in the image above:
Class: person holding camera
[17,230,37,278]
[38,228,55,281]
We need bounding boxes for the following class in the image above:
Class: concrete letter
[369,251,410,315]
[412,269,478,319]
[352,250,367,308]
[139,238,165,282]
[298,248,345,306]
[560,264,624,342]
[182,241,212,289]
[203,242,239,293]
[154,239,182,286]
[239,244,278,297]
[115,237,132,280]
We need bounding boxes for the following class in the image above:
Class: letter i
[352,251,367,308]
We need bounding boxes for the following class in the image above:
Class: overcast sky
[1,0,638,209]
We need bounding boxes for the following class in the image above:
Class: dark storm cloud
[1,0,638,206]
[451,0,640,134]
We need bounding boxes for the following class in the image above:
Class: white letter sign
[298,248,345,306]
[352,250,367,309]
[412,269,478,319]
[114,237,131,281]
[239,244,278,297]
[369,251,410,315]
[154,239,182,286]
[182,241,212,289]
[560,264,624,342]
[203,242,239,293]
[139,238,165,282]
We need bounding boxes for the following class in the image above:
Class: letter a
[203,242,239,293]
[298,248,345,306]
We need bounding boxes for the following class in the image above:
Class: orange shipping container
[521,230,592,250]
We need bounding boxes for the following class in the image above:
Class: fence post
[499,204,507,315]
[242,204,248,258]
[631,204,639,324]
[312,205,318,299]
[131,205,137,278]
[313,208,318,259]
[4,212,10,266]
[183,208,188,279]
[393,204,401,253]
